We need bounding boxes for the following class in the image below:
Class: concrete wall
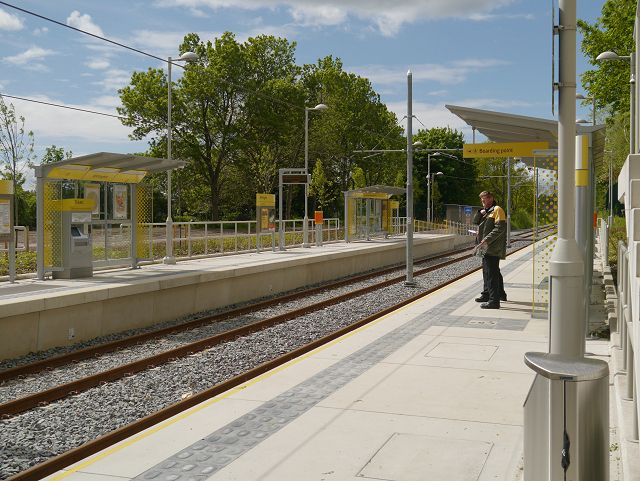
[0,235,464,360]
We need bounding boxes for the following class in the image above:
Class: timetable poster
[113,184,128,219]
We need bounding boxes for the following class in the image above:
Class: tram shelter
[446,104,606,319]
[35,152,186,280]
[343,185,404,242]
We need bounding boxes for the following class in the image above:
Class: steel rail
[0,244,480,382]
[0,249,484,417]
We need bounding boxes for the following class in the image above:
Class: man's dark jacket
[473,204,507,259]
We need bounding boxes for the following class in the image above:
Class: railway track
[2,230,549,481]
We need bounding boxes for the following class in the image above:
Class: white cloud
[94,68,133,92]
[33,27,49,36]
[154,0,515,36]
[66,11,105,37]
[10,95,131,142]
[351,59,510,86]
[3,46,55,65]
[131,30,190,53]
[0,8,23,31]
[289,5,347,27]
[468,12,534,21]
[90,95,122,108]
[86,59,110,70]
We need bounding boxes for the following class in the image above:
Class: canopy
[344,185,406,197]
[34,152,187,183]
[446,104,606,170]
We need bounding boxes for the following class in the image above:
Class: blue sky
[0,0,606,182]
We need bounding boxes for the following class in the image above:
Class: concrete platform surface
[41,243,560,481]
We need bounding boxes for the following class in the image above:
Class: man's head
[479,191,495,209]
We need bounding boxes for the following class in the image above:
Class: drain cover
[467,319,497,326]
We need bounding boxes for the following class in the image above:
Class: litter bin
[523,352,609,481]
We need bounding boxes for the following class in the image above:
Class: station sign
[314,211,323,225]
[463,141,549,158]
[256,193,276,233]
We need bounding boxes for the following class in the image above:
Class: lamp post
[427,171,444,224]
[596,50,635,227]
[303,103,328,248]
[426,151,456,223]
[163,51,198,265]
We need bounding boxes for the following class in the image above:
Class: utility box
[53,203,93,279]
[523,352,609,481]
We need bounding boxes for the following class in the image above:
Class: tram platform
[0,233,463,360]
[41,242,617,481]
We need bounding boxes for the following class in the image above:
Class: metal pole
[625,344,634,400]
[631,54,636,155]
[506,157,511,246]
[592,97,596,126]
[164,56,176,264]
[279,170,285,251]
[9,228,15,283]
[36,174,44,280]
[575,134,589,337]
[344,191,349,242]
[550,0,584,358]
[427,154,431,224]
[303,108,310,248]
[405,70,415,286]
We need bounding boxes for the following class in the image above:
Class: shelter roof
[35,152,186,183]
[445,104,606,170]
[345,185,406,196]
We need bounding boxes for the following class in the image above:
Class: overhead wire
[0,0,405,149]
[0,93,127,119]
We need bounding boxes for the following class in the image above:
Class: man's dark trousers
[482,255,504,302]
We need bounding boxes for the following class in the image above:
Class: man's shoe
[500,293,507,302]
[480,301,500,309]
[475,295,490,303]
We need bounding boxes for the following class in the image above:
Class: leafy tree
[412,127,474,220]
[578,0,636,114]
[41,145,72,164]
[0,96,36,225]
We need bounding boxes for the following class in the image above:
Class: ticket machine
[53,199,94,279]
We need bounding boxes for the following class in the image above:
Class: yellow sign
[46,164,146,183]
[350,192,390,200]
[0,180,13,195]
[256,193,275,206]
[56,198,96,212]
[47,164,91,180]
[463,141,549,158]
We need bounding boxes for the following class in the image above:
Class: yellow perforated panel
[135,184,153,259]
[532,156,558,318]
[43,181,62,269]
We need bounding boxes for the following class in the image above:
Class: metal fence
[119,217,342,261]
[597,217,639,444]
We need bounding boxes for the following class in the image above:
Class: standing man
[473,191,507,309]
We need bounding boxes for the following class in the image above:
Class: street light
[163,51,199,265]
[303,103,328,248]
[427,171,444,223]
[426,151,456,223]
[596,49,635,226]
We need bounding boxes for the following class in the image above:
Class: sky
[0,0,607,186]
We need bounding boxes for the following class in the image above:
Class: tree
[300,56,404,215]
[578,0,636,114]
[412,127,474,220]
[119,32,303,221]
[41,145,72,164]
[0,96,36,225]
